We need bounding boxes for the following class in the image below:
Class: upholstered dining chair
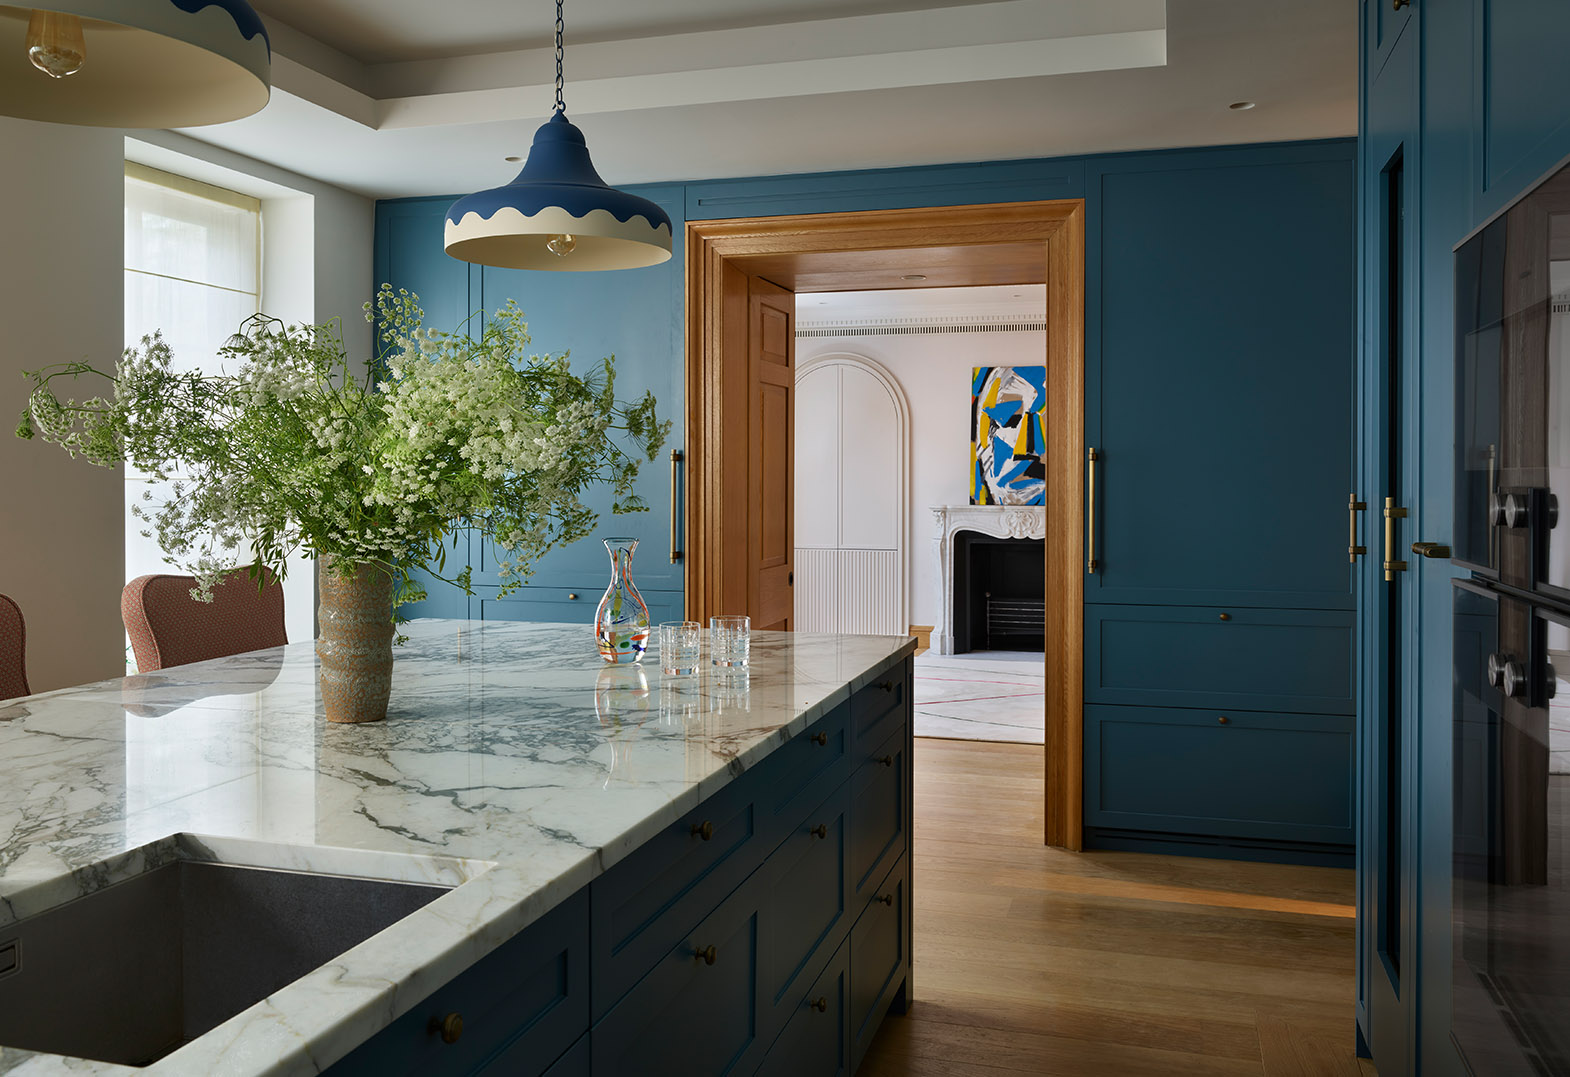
[123,567,287,673]
[0,593,29,700]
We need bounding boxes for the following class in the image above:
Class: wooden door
[749,277,795,631]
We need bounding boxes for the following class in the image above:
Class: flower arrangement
[17,285,670,613]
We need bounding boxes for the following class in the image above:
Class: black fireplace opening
[952,533,1045,653]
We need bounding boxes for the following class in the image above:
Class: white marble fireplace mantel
[931,504,1047,655]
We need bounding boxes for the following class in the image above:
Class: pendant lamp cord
[554,0,566,115]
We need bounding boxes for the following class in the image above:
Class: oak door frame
[684,199,1086,849]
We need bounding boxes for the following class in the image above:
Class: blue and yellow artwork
[970,366,1047,506]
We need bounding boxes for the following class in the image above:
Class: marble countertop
[0,619,913,1076]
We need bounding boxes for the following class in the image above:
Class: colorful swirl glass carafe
[595,537,649,663]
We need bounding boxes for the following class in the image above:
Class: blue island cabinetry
[329,660,913,1077]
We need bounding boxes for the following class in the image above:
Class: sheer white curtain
[123,166,261,644]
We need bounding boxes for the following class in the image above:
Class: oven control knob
[1547,663,1557,699]
[1489,493,1506,526]
[1503,659,1528,699]
[1549,493,1560,530]
[1503,492,1531,529]
[1487,652,1507,688]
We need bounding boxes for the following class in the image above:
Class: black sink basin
[0,857,450,1067]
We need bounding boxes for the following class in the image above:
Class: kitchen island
[0,620,914,1076]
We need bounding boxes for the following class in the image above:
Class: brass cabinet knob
[568,593,579,600]
[877,893,895,907]
[811,731,828,746]
[432,1012,463,1044]
[691,820,714,841]
[810,997,829,1013]
[810,823,828,839]
[878,680,895,693]
[1218,613,1231,622]
[877,755,894,767]
[1217,716,1230,725]
[694,944,717,966]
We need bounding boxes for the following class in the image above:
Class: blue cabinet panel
[686,159,1083,221]
[591,871,766,1077]
[1364,0,1413,84]
[1085,144,1356,610]
[473,586,682,628]
[475,184,686,595]
[1475,0,1570,215]
[760,785,849,1035]
[848,854,908,1075]
[1085,704,1353,846]
[1086,605,1354,715]
[756,939,849,1077]
[327,889,588,1077]
[373,198,475,338]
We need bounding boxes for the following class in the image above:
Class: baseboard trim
[1083,827,1354,869]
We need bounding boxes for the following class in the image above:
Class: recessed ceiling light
[901,274,927,281]
[1228,101,1256,111]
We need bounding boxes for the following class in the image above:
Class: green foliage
[19,286,669,610]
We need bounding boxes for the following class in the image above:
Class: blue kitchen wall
[1357,1,1570,1073]
[377,137,1357,863]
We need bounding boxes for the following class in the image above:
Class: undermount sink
[0,849,452,1067]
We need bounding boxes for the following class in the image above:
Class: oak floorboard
[857,738,1360,1077]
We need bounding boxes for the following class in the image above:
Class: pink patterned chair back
[123,568,287,673]
[0,594,28,700]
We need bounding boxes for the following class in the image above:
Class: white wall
[795,286,1046,632]
[0,118,374,692]
[0,118,128,692]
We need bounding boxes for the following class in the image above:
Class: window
[122,165,262,618]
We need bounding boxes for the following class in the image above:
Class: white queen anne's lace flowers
[17,285,670,611]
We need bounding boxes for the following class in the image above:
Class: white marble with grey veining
[0,619,914,1076]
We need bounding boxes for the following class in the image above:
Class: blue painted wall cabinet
[377,140,1358,866]
[1356,1,1570,1074]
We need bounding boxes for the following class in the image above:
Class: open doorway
[793,286,1048,744]
[683,200,1085,848]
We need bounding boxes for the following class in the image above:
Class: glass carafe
[595,537,650,663]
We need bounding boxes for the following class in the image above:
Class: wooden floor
[858,739,1375,1077]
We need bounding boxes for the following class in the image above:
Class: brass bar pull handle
[670,449,684,564]
[1348,495,1367,563]
[1087,447,1100,575]
[1383,497,1408,581]
[1411,541,1452,559]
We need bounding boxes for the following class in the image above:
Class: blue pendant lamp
[0,1,269,127]
[444,0,671,272]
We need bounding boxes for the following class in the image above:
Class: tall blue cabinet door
[473,185,685,606]
[1085,143,1357,611]
[374,198,478,620]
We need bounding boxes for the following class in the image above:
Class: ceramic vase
[316,558,395,723]
[595,537,649,663]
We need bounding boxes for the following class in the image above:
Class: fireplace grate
[986,597,1045,646]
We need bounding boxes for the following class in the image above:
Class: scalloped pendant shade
[444,112,672,272]
[0,1,270,127]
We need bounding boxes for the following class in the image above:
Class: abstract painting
[970,365,1047,506]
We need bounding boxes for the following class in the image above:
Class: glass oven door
[1452,581,1569,1074]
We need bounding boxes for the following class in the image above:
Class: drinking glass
[658,621,702,676]
[709,615,751,668]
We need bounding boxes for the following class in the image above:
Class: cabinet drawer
[1084,704,1354,846]
[590,779,763,1018]
[756,938,850,1077]
[591,874,765,1077]
[849,661,911,753]
[475,587,683,627]
[849,856,908,1075]
[848,727,908,906]
[760,786,849,1038]
[755,703,849,845]
[328,890,588,1077]
[1086,605,1354,714]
